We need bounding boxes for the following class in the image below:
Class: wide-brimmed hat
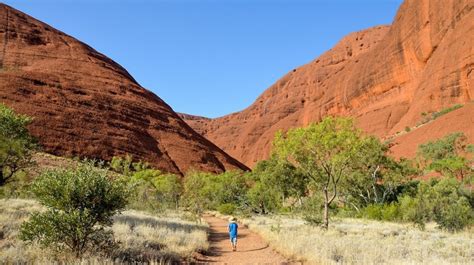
[229,217,237,222]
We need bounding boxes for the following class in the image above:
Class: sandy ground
[195,214,291,264]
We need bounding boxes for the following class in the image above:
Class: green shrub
[246,181,282,214]
[381,203,400,221]
[433,196,471,232]
[418,105,464,125]
[432,104,463,120]
[183,171,248,214]
[130,169,182,211]
[428,178,473,232]
[19,162,130,257]
[361,203,400,221]
[0,103,36,187]
[109,155,149,177]
[398,194,431,229]
[417,132,472,179]
[398,179,473,231]
[183,172,218,214]
[363,204,383,220]
[217,203,237,215]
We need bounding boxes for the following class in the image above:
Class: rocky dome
[183,0,474,167]
[0,4,248,174]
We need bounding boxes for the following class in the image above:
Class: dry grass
[0,199,208,264]
[241,215,473,265]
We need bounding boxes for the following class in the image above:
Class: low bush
[361,203,400,221]
[381,203,400,221]
[398,179,473,231]
[0,103,37,187]
[19,162,130,257]
[428,178,472,232]
[217,203,237,215]
[432,104,463,120]
[419,104,464,125]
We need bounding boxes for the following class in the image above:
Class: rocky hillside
[183,0,474,167]
[0,4,248,174]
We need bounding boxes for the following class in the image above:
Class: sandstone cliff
[0,4,248,174]
[184,0,474,167]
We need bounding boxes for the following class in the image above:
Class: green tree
[182,171,247,214]
[183,172,217,215]
[417,132,472,179]
[214,171,248,207]
[399,179,472,231]
[130,169,164,211]
[109,155,149,177]
[427,178,472,232]
[0,104,36,186]
[151,173,182,209]
[130,169,182,210]
[20,162,129,257]
[246,180,282,214]
[247,157,307,213]
[344,137,417,210]
[258,156,307,204]
[273,117,365,229]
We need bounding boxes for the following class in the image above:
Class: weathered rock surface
[390,103,474,158]
[184,0,474,167]
[0,4,248,174]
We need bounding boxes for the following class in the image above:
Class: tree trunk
[323,187,329,229]
[0,169,4,186]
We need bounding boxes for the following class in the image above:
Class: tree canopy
[0,103,36,186]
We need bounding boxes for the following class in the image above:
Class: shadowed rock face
[183,0,474,167]
[0,4,248,175]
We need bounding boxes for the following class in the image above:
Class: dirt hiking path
[196,214,291,264]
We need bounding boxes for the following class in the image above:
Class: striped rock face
[0,4,248,175]
[182,0,474,167]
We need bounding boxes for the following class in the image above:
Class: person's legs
[231,237,237,251]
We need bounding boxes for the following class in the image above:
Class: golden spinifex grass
[0,199,208,264]
[241,215,473,265]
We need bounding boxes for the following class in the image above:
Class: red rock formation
[183,0,474,167]
[390,103,474,159]
[0,4,248,174]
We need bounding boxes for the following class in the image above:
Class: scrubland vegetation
[241,215,473,265]
[183,118,473,232]
[0,104,206,263]
[419,104,464,125]
[1,103,473,264]
[0,199,208,264]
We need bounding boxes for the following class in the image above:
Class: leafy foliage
[130,169,182,211]
[417,132,473,179]
[109,155,149,177]
[273,117,377,228]
[182,171,247,215]
[0,103,36,186]
[398,179,472,231]
[344,137,417,209]
[246,156,307,214]
[217,203,237,215]
[427,179,472,231]
[419,104,464,125]
[19,162,130,257]
[431,104,464,120]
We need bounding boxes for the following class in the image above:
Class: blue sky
[4,0,403,118]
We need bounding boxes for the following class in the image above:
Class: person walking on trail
[228,217,238,251]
